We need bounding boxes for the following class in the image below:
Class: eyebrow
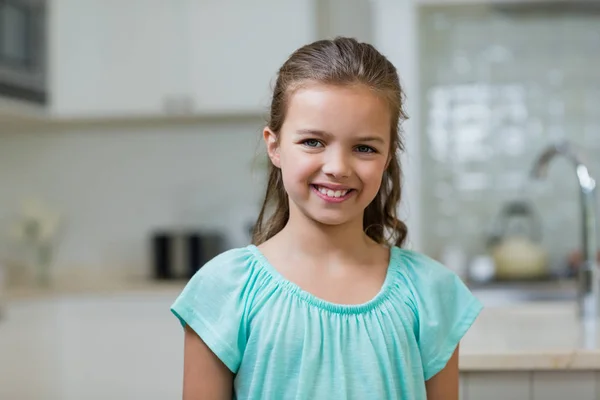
[296,129,386,144]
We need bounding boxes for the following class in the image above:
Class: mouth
[310,184,355,202]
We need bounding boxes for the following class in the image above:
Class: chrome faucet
[531,140,599,320]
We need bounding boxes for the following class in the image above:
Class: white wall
[0,118,267,278]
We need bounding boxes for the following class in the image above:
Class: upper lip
[312,183,354,191]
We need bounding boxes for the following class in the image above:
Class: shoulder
[389,246,481,319]
[391,246,457,287]
[196,245,255,275]
[172,245,263,307]
[181,246,258,293]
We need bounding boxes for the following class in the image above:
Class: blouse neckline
[246,244,400,315]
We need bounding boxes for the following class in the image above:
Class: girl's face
[264,82,392,228]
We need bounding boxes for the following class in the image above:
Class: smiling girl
[171,37,482,400]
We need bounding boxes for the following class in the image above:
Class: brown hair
[252,37,409,247]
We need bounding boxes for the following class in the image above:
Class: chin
[311,215,348,227]
[303,208,359,227]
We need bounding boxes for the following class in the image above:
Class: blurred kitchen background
[1,0,599,399]
[420,2,600,283]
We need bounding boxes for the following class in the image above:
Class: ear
[263,127,281,168]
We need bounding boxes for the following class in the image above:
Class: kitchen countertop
[460,302,600,371]
[1,277,187,301]
[2,278,599,372]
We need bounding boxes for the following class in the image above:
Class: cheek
[359,160,388,189]
[280,150,319,182]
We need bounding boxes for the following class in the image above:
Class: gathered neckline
[246,244,401,315]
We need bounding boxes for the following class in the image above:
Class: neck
[276,206,376,260]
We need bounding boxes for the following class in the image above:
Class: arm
[425,345,460,400]
[183,325,233,400]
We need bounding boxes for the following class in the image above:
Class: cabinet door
[0,300,64,400]
[50,0,183,118]
[57,293,183,400]
[532,372,597,400]
[465,372,532,400]
[185,0,316,114]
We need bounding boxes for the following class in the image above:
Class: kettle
[487,200,548,280]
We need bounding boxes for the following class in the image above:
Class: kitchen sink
[469,280,578,307]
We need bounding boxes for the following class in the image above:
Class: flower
[10,198,61,245]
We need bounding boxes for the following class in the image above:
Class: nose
[321,149,351,179]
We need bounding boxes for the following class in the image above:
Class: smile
[311,185,355,202]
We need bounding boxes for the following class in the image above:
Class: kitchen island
[1,282,599,399]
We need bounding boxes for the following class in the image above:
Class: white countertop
[460,302,600,371]
[1,277,186,301]
[2,279,600,372]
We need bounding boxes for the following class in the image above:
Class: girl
[171,37,482,400]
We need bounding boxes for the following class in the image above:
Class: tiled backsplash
[418,4,600,273]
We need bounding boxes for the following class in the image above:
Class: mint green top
[171,245,482,399]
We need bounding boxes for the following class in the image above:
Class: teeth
[316,186,349,198]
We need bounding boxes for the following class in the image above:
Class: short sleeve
[402,250,483,381]
[170,248,253,373]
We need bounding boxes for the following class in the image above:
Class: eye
[355,145,376,153]
[302,139,323,148]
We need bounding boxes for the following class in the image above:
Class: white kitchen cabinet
[460,376,467,400]
[531,372,598,400]
[461,372,600,400]
[0,300,64,400]
[47,0,316,119]
[184,0,316,114]
[0,292,184,400]
[57,293,184,400]
[463,372,531,400]
[49,0,189,119]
